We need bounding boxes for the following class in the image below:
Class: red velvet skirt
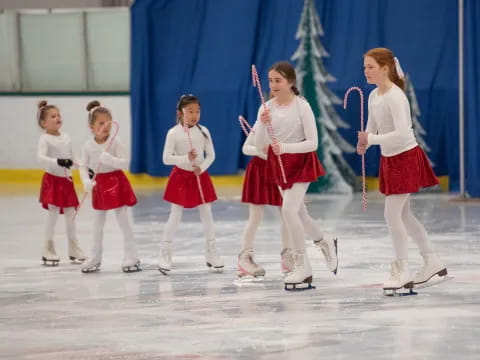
[267,147,326,190]
[164,166,217,208]
[92,170,137,210]
[39,172,79,213]
[241,156,282,206]
[379,146,439,195]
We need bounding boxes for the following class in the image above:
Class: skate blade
[235,275,265,282]
[284,276,315,291]
[284,283,316,291]
[123,265,142,273]
[81,264,101,273]
[69,257,86,264]
[158,268,170,275]
[42,257,59,267]
[414,275,453,290]
[206,263,224,273]
[383,288,418,297]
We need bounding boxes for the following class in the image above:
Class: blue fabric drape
[131,0,477,195]
[464,0,480,197]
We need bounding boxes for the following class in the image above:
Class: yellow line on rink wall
[0,169,448,191]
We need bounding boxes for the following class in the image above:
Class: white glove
[99,151,114,166]
[83,179,97,192]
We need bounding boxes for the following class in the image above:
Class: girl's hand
[357,142,367,155]
[260,109,271,125]
[271,143,282,155]
[192,165,201,175]
[188,149,197,161]
[358,131,369,145]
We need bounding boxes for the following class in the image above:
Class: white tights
[240,184,326,252]
[163,203,215,244]
[384,193,434,260]
[90,206,137,261]
[45,205,76,245]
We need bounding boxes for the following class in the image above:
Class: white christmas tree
[405,74,434,166]
[291,0,360,193]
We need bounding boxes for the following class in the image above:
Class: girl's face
[268,70,293,98]
[40,108,62,134]
[90,113,112,140]
[179,102,200,127]
[364,56,388,85]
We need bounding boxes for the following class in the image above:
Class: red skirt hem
[92,170,137,210]
[379,146,439,195]
[163,167,217,208]
[39,172,79,214]
[267,147,326,190]
[241,156,282,206]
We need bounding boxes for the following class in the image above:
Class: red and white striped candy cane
[251,65,287,184]
[74,120,120,218]
[238,115,255,137]
[344,86,367,211]
[183,113,205,204]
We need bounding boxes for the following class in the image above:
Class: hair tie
[394,57,405,79]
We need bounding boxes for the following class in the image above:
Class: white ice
[1,186,479,359]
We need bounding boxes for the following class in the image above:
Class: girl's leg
[43,205,60,264]
[81,210,107,271]
[199,203,224,269]
[383,194,413,290]
[277,207,294,274]
[282,183,309,253]
[384,194,411,260]
[238,204,265,278]
[63,207,86,262]
[115,206,140,271]
[401,195,434,253]
[159,204,183,272]
[282,183,314,287]
[299,203,338,274]
[241,204,264,251]
[401,195,447,284]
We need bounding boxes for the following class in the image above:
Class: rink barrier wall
[0,169,449,192]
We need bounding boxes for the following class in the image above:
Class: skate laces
[294,253,305,268]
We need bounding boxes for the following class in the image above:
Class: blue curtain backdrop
[465,0,480,197]
[130,0,479,196]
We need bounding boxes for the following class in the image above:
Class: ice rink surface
[1,186,479,359]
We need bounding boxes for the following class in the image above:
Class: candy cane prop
[344,86,367,211]
[251,65,287,184]
[238,115,255,137]
[74,120,119,218]
[183,113,205,204]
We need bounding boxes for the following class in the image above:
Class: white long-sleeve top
[242,128,267,160]
[366,84,418,156]
[37,132,76,177]
[254,96,318,154]
[79,136,129,184]
[162,123,215,173]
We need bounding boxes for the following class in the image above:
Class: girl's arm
[199,127,215,173]
[37,136,58,167]
[163,128,189,166]
[253,107,270,154]
[367,93,411,146]
[280,101,318,154]
[79,143,91,185]
[242,127,261,157]
[99,138,129,170]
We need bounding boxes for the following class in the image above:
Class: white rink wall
[0,96,131,168]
